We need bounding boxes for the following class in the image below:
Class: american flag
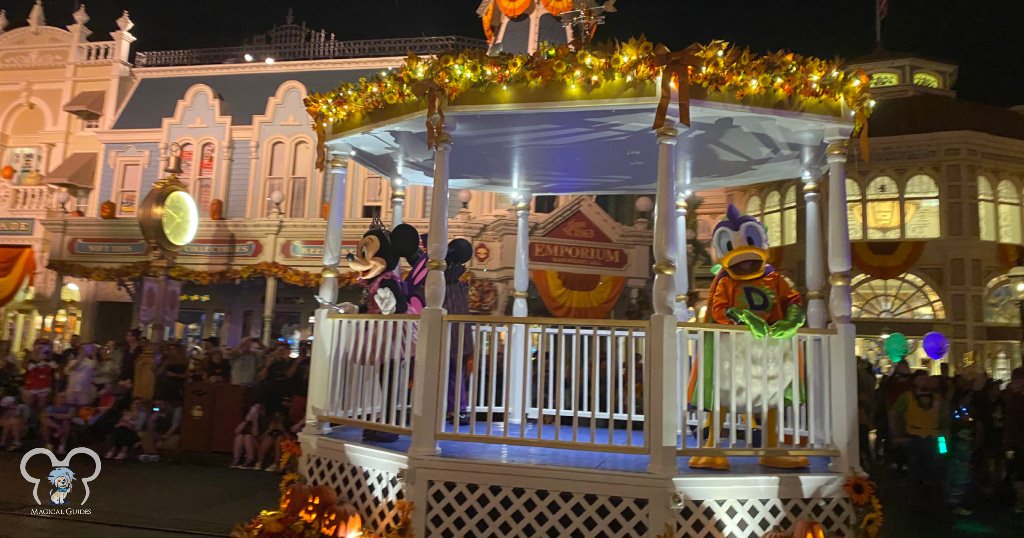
[878,0,889,20]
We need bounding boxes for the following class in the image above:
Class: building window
[746,194,761,215]
[913,72,941,88]
[263,138,312,217]
[978,176,996,241]
[902,174,940,238]
[3,147,41,183]
[870,72,900,87]
[851,272,946,320]
[983,275,1019,324]
[115,162,143,216]
[996,178,1023,244]
[846,178,863,240]
[177,141,216,216]
[361,176,383,218]
[745,187,797,247]
[82,118,100,130]
[534,195,557,214]
[849,175,940,240]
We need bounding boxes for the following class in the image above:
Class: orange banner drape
[851,241,925,279]
[531,269,626,319]
[496,0,533,18]
[0,246,35,308]
[540,0,574,16]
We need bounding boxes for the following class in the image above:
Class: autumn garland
[304,37,871,137]
[48,260,361,289]
[843,472,884,538]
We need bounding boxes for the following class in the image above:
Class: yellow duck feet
[689,456,731,471]
[759,455,810,469]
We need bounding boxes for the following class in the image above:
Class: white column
[648,125,681,476]
[507,195,531,423]
[803,176,827,328]
[262,276,278,347]
[390,176,406,226]
[410,128,452,457]
[305,155,347,434]
[673,193,690,322]
[825,138,857,471]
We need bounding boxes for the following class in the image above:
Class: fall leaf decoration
[48,260,360,289]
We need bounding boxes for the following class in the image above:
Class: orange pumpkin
[210,199,225,220]
[299,484,338,523]
[340,503,362,536]
[1,165,14,180]
[72,210,85,217]
[319,504,348,537]
[100,200,117,219]
[280,483,311,516]
[792,520,827,538]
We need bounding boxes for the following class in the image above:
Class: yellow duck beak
[720,246,767,281]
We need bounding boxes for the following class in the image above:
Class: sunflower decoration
[279,439,303,469]
[860,511,884,538]
[843,474,875,506]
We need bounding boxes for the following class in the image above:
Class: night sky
[3,0,1023,106]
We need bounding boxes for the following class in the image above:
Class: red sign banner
[529,242,628,269]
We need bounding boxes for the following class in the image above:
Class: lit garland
[305,37,871,150]
[49,260,360,289]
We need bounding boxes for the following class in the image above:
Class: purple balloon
[923,331,949,360]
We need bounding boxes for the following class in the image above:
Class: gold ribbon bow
[652,43,701,131]
[314,121,327,172]
[413,80,447,149]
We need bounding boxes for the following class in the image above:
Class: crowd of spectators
[0,332,312,471]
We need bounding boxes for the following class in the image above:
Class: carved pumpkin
[210,198,225,220]
[280,483,311,516]
[100,200,117,219]
[1,165,14,180]
[320,504,353,537]
[792,520,826,538]
[339,503,362,536]
[299,484,338,523]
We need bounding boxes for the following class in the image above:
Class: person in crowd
[0,340,18,371]
[205,349,231,383]
[1003,367,1024,514]
[58,334,81,367]
[120,329,143,384]
[856,356,876,469]
[891,373,949,512]
[228,337,262,386]
[258,342,294,415]
[42,392,75,454]
[287,341,311,425]
[64,343,97,406]
[0,395,29,451]
[947,373,979,516]
[0,340,20,399]
[22,338,56,413]
[884,361,915,468]
[93,341,121,392]
[106,397,147,460]
[132,341,156,403]
[155,342,190,403]
[975,377,1005,500]
[232,403,262,469]
[254,410,287,472]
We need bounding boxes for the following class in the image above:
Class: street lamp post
[1006,264,1024,368]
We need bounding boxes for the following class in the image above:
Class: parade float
[290,1,870,536]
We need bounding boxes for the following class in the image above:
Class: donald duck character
[688,204,807,471]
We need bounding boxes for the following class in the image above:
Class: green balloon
[885,332,909,361]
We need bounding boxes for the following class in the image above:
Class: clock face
[161,190,199,246]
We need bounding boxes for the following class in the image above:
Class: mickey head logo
[20,447,102,506]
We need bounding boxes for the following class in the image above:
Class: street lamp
[1006,264,1024,366]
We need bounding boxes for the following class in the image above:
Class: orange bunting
[850,241,925,279]
[0,247,35,308]
[540,0,574,16]
[531,269,625,319]
[482,0,499,44]
[495,0,533,18]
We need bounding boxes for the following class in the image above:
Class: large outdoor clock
[138,143,199,252]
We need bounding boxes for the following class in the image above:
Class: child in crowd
[0,395,29,451]
[232,403,261,469]
[23,339,56,413]
[255,411,287,472]
[106,397,147,460]
[64,343,97,406]
[42,392,75,454]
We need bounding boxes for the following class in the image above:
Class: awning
[0,247,36,308]
[44,153,98,190]
[62,91,105,119]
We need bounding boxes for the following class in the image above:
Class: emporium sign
[529,242,628,269]
[0,218,34,236]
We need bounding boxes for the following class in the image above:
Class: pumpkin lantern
[280,483,311,516]
[791,520,827,538]
[319,504,348,537]
[341,503,362,537]
[210,198,225,220]
[299,484,338,524]
[1,165,14,180]
[100,200,117,219]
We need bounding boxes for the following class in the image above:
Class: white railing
[437,315,649,453]
[675,323,837,457]
[318,314,418,434]
[76,42,116,63]
[0,184,60,213]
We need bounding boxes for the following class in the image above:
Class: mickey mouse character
[688,204,807,471]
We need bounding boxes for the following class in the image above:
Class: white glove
[374,287,397,315]
[337,302,358,315]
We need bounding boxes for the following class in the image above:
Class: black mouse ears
[447,238,473,265]
[390,223,421,259]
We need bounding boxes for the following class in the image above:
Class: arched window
[851,273,945,320]
[782,186,797,245]
[997,179,1023,244]
[978,176,996,241]
[763,191,782,247]
[865,176,901,239]
[847,178,863,240]
[903,174,940,238]
[746,195,761,215]
[870,72,900,88]
[177,141,216,216]
[983,275,1019,324]
[263,138,313,217]
[913,72,941,88]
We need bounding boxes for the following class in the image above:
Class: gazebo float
[295,23,870,538]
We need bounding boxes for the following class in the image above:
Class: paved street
[0,451,278,538]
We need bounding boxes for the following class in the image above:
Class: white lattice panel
[675,497,853,538]
[303,454,404,531]
[426,480,649,537]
